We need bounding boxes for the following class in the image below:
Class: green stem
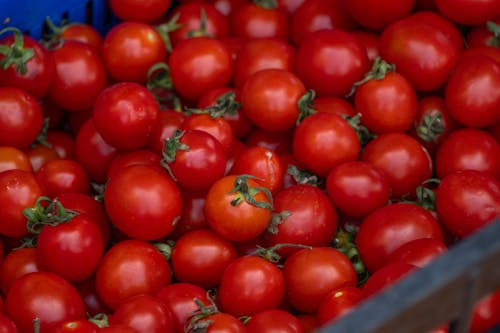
[253,0,278,9]
[23,196,78,234]
[296,89,316,125]
[228,175,274,210]
[486,21,500,47]
[0,27,34,74]
[346,57,396,97]
[185,91,240,118]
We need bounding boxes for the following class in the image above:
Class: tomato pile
[0,0,499,332]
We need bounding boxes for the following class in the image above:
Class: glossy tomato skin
[265,184,338,257]
[5,272,85,333]
[218,255,285,316]
[104,165,182,240]
[362,262,417,298]
[109,0,172,22]
[102,22,167,83]
[293,112,360,177]
[58,23,103,52]
[147,110,186,155]
[386,238,448,268]
[326,161,390,219]
[0,35,53,100]
[169,37,233,101]
[230,2,289,40]
[169,189,210,240]
[35,159,90,197]
[93,82,160,151]
[283,247,357,313]
[435,170,500,238]
[0,314,20,333]
[296,29,370,97]
[95,240,172,310]
[0,87,43,148]
[356,202,443,273]
[246,309,305,333]
[360,132,433,199]
[343,0,416,30]
[0,248,41,296]
[0,170,44,238]
[50,320,99,333]
[435,0,500,25]
[180,114,235,153]
[0,147,32,173]
[469,289,500,333]
[444,55,500,128]
[241,69,306,133]
[107,149,163,179]
[48,41,106,112]
[435,128,500,180]
[380,12,462,92]
[186,312,247,333]
[317,286,365,326]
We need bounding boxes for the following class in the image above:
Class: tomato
[185,311,246,333]
[264,184,338,257]
[35,159,90,197]
[0,87,43,149]
[343,0,416,30]
[95,240,172,310]
[46,131,76,160]
[313,96,356,117]
[356,202,443,273]
[290,0,358,45]
[361,132,433,199]
[104,165,182,240]
[435,0,500,25]
[5,271,85,333]
[241,69,305,132]
[386,238,448,268]
[0,314,20,333]
[351,31,381,63]
[180,113,235,153]
[354,59,418,134]
[326,161,390,219]
[48,41,106,112]
[93,82,160,151]
[0,248,41,296]
[444,55,500,128]
[171,229,237,288]
[245,128,294,154]
[204,174,273,242]
[380,12,462,92]
[147,109,186,155]
[435,170,500,238]
[218,255,285,316]
[283,247,357,313]
[362,262,417,298]
[277,0,306,15]
[296,314,319,333]
[170,189,210,240]
[109,0,172,22]
[0,147,32,173]
[110,295,174,333]
[50,320,99,333]
[107,149,163,179]
[155,283,210,333]
[469,289,500,333]
[74,276,110,317]
[317,286,365,326]
[0,33,53,100]
[435,128,500,180]
[466,19,500,48]
[56,23,103,53]
[233,37,296,89]
[230,2,289,40]
[0,170,44,238]
[102,22,167,83]
[246,309,305,333]
[25,145,60,173]
[295,29,370,97]
[293,112,360,177]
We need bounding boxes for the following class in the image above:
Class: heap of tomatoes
[0,0,499,332]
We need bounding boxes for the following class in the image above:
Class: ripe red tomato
[107,149,163,179]
[55,23,103,53]
[104,165,182,240]
[147,109,186,155]
[356,202,443,273]
[109,0,172,22]
[362,262,417,298]
[50,320,99,333]
[102,22,167,83]
[246,309,306,333]
[185,311,247,333]
[469,289,500,333]
[0,146,33,173]
[0,248,41,295]
[170,189,210,240]
[180,113,235,153]
[386,238,448,268]
[95,240,172,310]
[296,29,370,97]
[35,159,90,197]
[0,313,23,333]
[435,170,500,238]
[93,82,160,151]
[0,87,43,148]
[343,0,416,30]
[317,286,365,326]
[5,271,85,333]
[48,41,106,112]
[283,247,357,313]
[25,144,60,173]
[218,255,285,316]
[230,2,289,40]
[434,0,500,25]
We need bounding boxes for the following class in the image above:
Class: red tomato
[180,113,235,153]
[245,128,294,154]
[204,174,273,242]
[109,0,172,22]
[45,131,76,160]
[0,87,43,148]
[48,41,106,112]
[35,159,90,197]
[218,255,285,316]
[0,147,32,173]
[386,238,448,268]
[0,314,20,333]
[283,247,357,313]
[295,29,370,97]
[25,145,60,173]
[102,22,167,83]
[169,189,210,240]
[93,82,159,151]
[107,149,163,179]
[466,18,500,48]
[326,161,390,219]
[351,31,381,63]
[317,286,365,326]
[5,272,85,333]
[313,96,356,117]
[435,170,500,238]
[57,23,103,53]
[0,248,41,296]
[360,133,433,199]
[444,55,500,128]
[293,112,360,177]
[171,229,237,288]
[0,170,44,238]
[362,262,417,298]
[0,33,53,100]
[104,165,182,240]
[469,289,500,333]
[73,276,110,317]
[246,309,305,333]
[110,295,174,333]
[169,37,233,101]
[435,0,500,25]
[230,2,289,40]
[50,320,99,333]
[343,0,416,30]
[356,202,443,273]
[147,109,186,155]
[95,240,172,310]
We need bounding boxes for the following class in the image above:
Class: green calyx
[185,91,240,118]
[229,174,274,210]
[486,21,500,47]
[0,27,35,75]
[184,297,219,333]
[347,56,396,97]
[296,89,317,124]
[23,196,78,235]
[286,164,322,187]
[253,0,278,10]
[332,227,369,286]
[416,112,445,143]
[161,129,190,180]
[252,243,312,264]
